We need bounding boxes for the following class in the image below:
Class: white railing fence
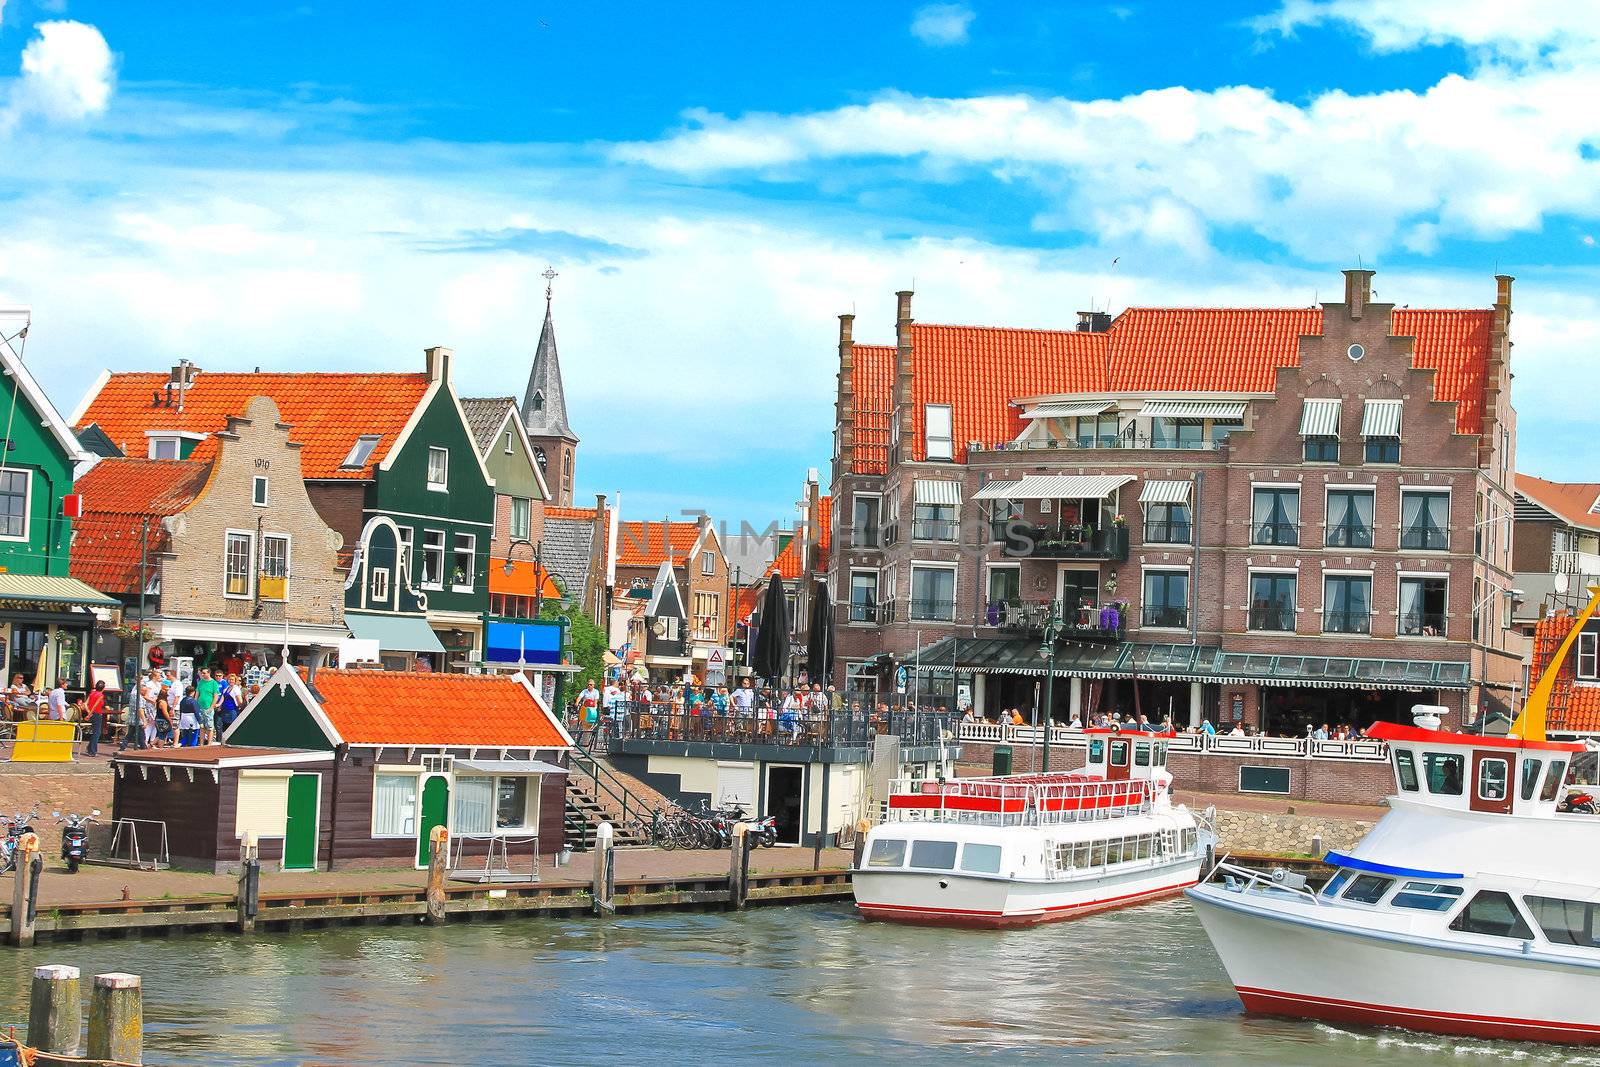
[954,723,1389,762]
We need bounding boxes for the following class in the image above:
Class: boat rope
[2,1028,143,1067]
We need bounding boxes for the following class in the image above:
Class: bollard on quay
[592,822,615,914]
[9,832,40,947]
[87,972,143,1065]
[27,964,81,1056]
[425,825,450,924]
[727,824,749,910]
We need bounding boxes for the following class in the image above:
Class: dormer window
[148,437,181,461]
[342,435,382,469]
[924,404,953,461]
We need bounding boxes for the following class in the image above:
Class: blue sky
[1,0,1597,527]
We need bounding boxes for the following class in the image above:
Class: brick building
[1532,608,1600,736]
[1512,474,1600,631]
[613,517,730,681]
[828,269,1522,735]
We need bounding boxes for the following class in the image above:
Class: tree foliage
[540,600,606,700]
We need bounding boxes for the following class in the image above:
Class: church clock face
[534,446,547,471]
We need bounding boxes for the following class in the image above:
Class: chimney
[1342,269,1375,320]
[894,290,914,466]
[836,313,856,476]
[424,345,453,385]
[1076,311,1112,333]
[1480,274,1515,470]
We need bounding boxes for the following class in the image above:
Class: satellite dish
[1556,572,1571,595]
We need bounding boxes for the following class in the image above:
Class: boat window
[1422,752,1464,796]
[1341,874,1394,905]
[960,843,1003,875]
[1154,742,1169,767]
[867,839,907,867]
[1521,758,1543,802]
[1449,891,1534,940]
[1320,870,1352,898]
[1391,881,1464,912]
[909,839,958,870]
[1523,895,1600,947]
[1135,743,1151,767]
[1393,750,1419,792]
[1110,740,1129,767]
[1476,757,1509,802]
[1541,760,1568,803]
[1088,739,1105,763]
[1089,840,1109,866]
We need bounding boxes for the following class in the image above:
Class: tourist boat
[851,730,1214,927]
[1189,587,1600,1044]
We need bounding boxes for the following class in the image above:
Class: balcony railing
[974,434,1223,454]
[1252,522,1300,547]
[1397,611,1445,637]
[1141,604,1188,629]
[1326,522,1374,549]
[1554,550,1600,577]
[1323,610,1372,635]
[983,599,1126,643]
[605,706,959,750]
[1247,606,1295,632]
[1002,524,1129,561]
[908,598,956,622]
[1142,520,1192,545]
[1399,526,1449,551]
[911,519,960,542]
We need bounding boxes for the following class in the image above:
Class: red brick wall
[305,480,366,559]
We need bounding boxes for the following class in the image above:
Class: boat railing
[884,774,1157,826]
[954,723,1390,762]
[1207,859,1323,906]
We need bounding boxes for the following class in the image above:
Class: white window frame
[451,532,477,592]
[370,769,421,839]
[421,529,446,590]
[427,446,449,492]
[0,468,30,543]
[908,562,958,622]
[510,497,531,541]
[342,434,382,469]
[1139,564,1191,632]
[224,529,255,600]
[1399,486,1451,553]
[1396,571,1448,640]
[147,437,181,461]
[370,567,390,604]
[701,550,715,577]
[985,561,1022,605]
[1322,571,1375,636]
[1323,484,1376,550]
[1577,631,1597,682]
[260,533,290,602]
[397,526,414,578]
[504,429,514,455]
[924,404,954,461]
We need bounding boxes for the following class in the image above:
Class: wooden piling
[27,964,81,1055]
[728,825,749,910]
[10,834,40,947]
[87,972,142,1065]
[425,826,449,924]
[591,823,615,914]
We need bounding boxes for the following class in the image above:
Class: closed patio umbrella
[750,573,790,684]
[806,580,834,686]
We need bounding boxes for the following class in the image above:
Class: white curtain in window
[1399,579,1422,623]
[455,776,493,834]
[373,774,417,835]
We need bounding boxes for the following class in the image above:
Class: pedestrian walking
[84,680,107,757]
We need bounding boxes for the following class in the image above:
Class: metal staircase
[562,751,655,850]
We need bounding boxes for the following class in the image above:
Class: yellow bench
[12,719,77,762]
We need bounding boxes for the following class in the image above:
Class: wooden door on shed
[283,773,320,871]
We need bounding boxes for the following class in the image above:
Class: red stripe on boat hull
[1235,986,1600,1045]
[855,880,1196,929]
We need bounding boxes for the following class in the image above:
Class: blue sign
[895,665,909,693]
[484,620,563,666]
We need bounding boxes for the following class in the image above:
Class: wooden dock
[5,868,853,944]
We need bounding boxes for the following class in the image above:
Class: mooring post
[425,825,450,924]
[237,831,260,934]
[591,822,614,914]
[86,972,142,1065]
[10,832,39,947]
[28,964,81,1055]
[728,824,748,910]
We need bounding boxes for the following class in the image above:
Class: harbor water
[0,899,1594,1065]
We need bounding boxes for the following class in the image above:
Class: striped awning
[1361,399,1403,438]
[1021,400,1115,421]
[973,474,1133,501]
[914,479,962,506]
[0,575,117,608]
[1139,480,1193,505]
[1138,399,1247,420]
[1300,398,1342,437]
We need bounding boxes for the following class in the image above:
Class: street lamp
[502,538,544,618]
[1037,599,1062,773]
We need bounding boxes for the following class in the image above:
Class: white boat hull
[854,857,1202,929]
[1189,885,1600,1044]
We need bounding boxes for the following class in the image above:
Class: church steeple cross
[542,266,558,308]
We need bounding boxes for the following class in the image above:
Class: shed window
[497,777,530,828]
[235,770,291,839]
[454,776,493,834]
[373,774,418,836]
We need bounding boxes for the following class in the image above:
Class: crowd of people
[107,668,257,756]
[960,705,1372,740]
[570,677,853,741]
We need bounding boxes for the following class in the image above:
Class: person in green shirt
[195,668,220,745]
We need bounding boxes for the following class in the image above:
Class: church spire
[521,266,578,445]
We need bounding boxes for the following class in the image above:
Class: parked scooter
[0,808,39,873]
[1560,792,1599,815]
[54,809,99,873]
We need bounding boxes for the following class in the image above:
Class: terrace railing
[953,722,1390,762]
[610,704,959,750]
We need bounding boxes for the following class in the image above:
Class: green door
[417,776,450,867]
[283,774,319,871]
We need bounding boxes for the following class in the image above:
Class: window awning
[914,479,962,506]
[1020,400,1115,421]
[0,575,118,608]
[1139,480,1193,505]
[455,759,565,776]
[1138,400,1247,420]
[1361,399,1403,438]
[978,474,1133,501]
[345,613,446,654]
[1300,398,1342,437]
[973,480,1022,501]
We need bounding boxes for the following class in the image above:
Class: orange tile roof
[1533,613,1600,733]
[727,582,764,640]
[489,557,563,600]
[70,458,212,594]
[544,505,599,520]
[77,372,431,480]
[616,520,701,569]
[1516,474,1600,532]
[816,495,831,572]
[300,668,569,747]
[849,303,1496,467]
[768,535,801,581]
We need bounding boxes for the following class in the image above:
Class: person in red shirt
[85,680,108,757]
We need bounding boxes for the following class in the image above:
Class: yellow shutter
[235,770,292,838]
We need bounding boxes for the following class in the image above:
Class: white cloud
[910,3,973,47]
[5,20,115,129]
[1259,0,1600,62]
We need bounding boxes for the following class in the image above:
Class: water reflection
[0,903,1596,1064]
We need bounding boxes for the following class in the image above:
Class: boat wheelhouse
[852,730,1212,927]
